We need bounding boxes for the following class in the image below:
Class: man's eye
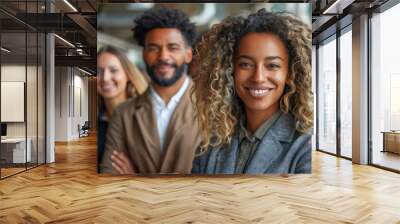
[169,46,180,51]
[146,46,158,52]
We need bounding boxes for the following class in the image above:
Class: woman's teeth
[102,84,115,92]
[248,88,270,97]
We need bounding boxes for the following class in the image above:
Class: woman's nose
[252,64,267,82]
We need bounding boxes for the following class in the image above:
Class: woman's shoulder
[281,115,312,157]
[114,94,147,115]
[192,143,228,174]
[270,112,312,140]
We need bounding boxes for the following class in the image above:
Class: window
[371,2,400,171]
[0,1,46,179]
[339,27,352,158]
[317,35,337,155]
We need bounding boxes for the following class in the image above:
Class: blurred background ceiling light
[1,47,11,53]
[127,3,154,11]
[191,3,216,26]
[63,0,78,12]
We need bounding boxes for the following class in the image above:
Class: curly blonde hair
[191,9,313,150]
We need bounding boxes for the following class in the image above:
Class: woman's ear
[284,74,292,91]
[284,84,290,92]
[126,82,136,97]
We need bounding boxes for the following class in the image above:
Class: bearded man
[100,7,201,174]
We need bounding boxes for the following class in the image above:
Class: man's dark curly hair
[133,7,196,47]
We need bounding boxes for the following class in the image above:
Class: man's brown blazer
[100,80,201,174]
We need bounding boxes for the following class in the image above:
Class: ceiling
[311,0,390,44]
[0,0,97,74]
[1,0,394,74]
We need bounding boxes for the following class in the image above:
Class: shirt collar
[238,110,282,143]
[253,111,282,140]
[149,76,189,108]
[239,117,254,143]
[169,76,189,105]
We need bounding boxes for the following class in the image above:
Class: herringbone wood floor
[1,135,400,223]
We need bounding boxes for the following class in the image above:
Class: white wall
[54,67,89,141]
[46,33,55,163]
[54,66,69,141]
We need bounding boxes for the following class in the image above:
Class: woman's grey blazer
[191,113,312,174]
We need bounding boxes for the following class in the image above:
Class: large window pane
[0,1,47,179]
[318,36,337,154]
[371,3,400,171]
[1,30,27,177]
[340,28,352,158]
[0,2,30,179]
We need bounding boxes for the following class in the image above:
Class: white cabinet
[1,138,32,163]
[382,132,400,154]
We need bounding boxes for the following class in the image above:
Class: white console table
[1,138,32,163]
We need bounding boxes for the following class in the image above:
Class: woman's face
[234,32,289,116]
[97,52,129,100]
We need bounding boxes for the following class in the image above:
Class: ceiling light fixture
[322,0,354,15]
[127,3,154,10]
[63,0,78,12]
[323,0,342,14]
[78,67,93,76]
[191,3,216,26]
[1,47,11,53]
[54,34,75,48]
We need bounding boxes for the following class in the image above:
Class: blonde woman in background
[97,46,148,172]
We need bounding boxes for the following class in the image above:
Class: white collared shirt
[149,76,189,151]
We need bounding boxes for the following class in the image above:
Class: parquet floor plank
[1,135,400,223]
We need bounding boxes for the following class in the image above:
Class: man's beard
[145,61,187,87]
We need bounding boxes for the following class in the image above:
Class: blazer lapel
[134,91,161,169]
[245,113,295,174]
[216,135,239,174]
[245,135,282,174]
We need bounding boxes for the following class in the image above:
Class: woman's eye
[110,69,118,73]
[267,64,280,70]
[238,62,252,69]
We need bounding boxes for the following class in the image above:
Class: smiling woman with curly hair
[191,9,313,174]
